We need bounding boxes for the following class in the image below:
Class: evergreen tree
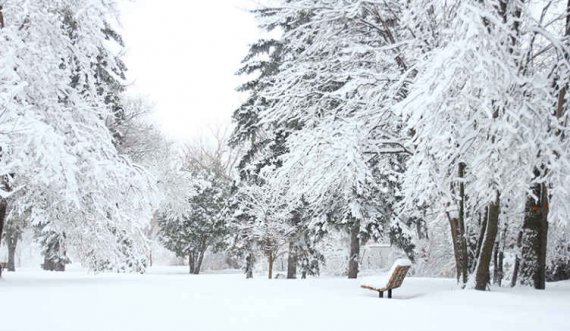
[159,146,231,274]
[228,4,321,278]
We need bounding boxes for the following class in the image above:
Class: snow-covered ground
[0,267,568,331]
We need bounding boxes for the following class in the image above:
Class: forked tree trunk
[287,241,297,279]
[474,210,488,265]
[348,220,360,279]
[475,195,500,291]
[195,249,206,275]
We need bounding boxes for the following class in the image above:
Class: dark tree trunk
[475,195,500,291]
[194,245,207,275]
[474,210,488,264]
[348,220,360,279]
[448,217,462,282]
[511,231,523,287]
[457,163,469,285]
[245,252,254,279]
[0,198,6,249]
[493,225,508,286]
[268,251,274,279]
[492,239,504,286]
[448,218,469,286]
[519,181,549,289]
[287,241,297,279]
[7,233,18,272]
[188,254,194,274]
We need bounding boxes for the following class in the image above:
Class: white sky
[119,0,259,142]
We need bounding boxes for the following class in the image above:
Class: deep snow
[0,267,568,331]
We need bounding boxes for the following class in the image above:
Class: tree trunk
[188,254,194,274]
[194,246,206,275]
[7,234,18,272]
[457,163,469,285]
[348,220,360,279]
[245,252,254,279]
[448,163,469,285]
[268,251,274,279]
[493,225,508,286]
[448,217,462,282]
[492,240,504,286]
[511,231,523,287]
[519,181,549,289]
[0,198,7,249]
[475,195,500,290]
[287,241,297,279]
[474,210,488,264]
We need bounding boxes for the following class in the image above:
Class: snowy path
[0,267,568,331]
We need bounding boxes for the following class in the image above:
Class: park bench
[360,258,411,298]
[0,261,8,277]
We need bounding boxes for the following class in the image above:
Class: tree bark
[448,217,462,282]
[475,195,500,291]
[448,163,469,285]
[245,252,254,279]
[348,220,360,279]
[457,163,468,285]
[188,254,194,274]
[287,241,297,279]
[511,231,523,287]
[519,181,549,289]
[268,251,274,279]
[194,246,206,275]
[474,210,488,264]
[0,198,6,249]
[7,233,18,271]
[492,239,504,286]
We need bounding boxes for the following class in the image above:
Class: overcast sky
[119,0,259,142]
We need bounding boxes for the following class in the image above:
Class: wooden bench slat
[360,262,411,298]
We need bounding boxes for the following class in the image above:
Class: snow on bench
[360,258,412,298]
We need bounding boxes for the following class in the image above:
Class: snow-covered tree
[239,0,416,279]
[229,3,324,279]
[0,0,159,272]
[398,0,570,289]
[158,136,233,274]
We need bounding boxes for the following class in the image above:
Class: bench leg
[379,291,383,298]
[388,289,392,299]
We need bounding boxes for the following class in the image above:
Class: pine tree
[159,146,231,274]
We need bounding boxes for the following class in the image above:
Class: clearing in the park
[0,267,568,331]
